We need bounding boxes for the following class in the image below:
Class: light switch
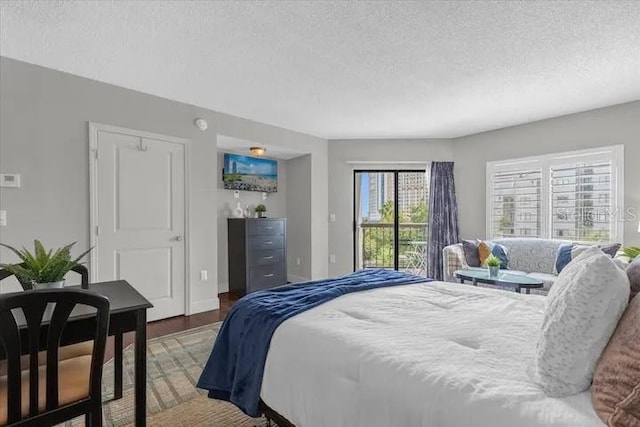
[233,190,240,199]
[200,270,208,281]
[0,210,6,226]
[329,254,336,263]
[329,213,336,222]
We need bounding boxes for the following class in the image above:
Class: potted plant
[485,255,501,278]
[0,240,92,289]
[621,246,640,261]
[255,204,267,219]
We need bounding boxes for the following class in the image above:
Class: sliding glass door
[353,170,429,276]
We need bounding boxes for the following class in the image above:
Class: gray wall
[327,103,640,276]
[453,101,640,246]
[216,153,288,292]
[286,155,313,281]
[0,57,329,306]
[327,139,453,276]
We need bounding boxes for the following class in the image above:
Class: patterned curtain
[427,162,460,280]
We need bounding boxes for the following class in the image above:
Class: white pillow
[530,247,630,397]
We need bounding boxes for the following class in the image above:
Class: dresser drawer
[247,220,284,236]
[249,234,284,250]
[248,264,286,292]
[248,249,285,267]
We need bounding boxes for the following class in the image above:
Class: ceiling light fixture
[250,146,266,157]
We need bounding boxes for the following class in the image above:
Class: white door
[91,125,187,321]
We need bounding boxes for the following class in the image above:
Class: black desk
[9,280,153,427]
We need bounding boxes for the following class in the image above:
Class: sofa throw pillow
[530,247,630,397]
[462,239,481,267]
[554,242,622,274]
[592,295,640,427]
[627,257,640,302]
[478,241,508,269]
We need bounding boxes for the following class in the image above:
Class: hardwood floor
[105,292,238,360]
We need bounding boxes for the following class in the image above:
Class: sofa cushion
[493,238,570,275]
[592,295,640,426]
[554,243,622,274]
[461,239,481,267]
[530,247,629,397]
[478,241,508,269]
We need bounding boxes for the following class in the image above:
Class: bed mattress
[260,281,604,427]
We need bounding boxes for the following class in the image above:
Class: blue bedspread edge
[196,269,432,417]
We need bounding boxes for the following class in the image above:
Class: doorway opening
[353,170,429,276]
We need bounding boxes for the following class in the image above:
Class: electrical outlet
[329,254,336,263]
[0,210,6,226]
[233,190,240,199]
[200,270,208,281]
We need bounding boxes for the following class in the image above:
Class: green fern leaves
[0,240,92,284]
[621,246,640,261]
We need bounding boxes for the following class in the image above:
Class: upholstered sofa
[443,238,625,295]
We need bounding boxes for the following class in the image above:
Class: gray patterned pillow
[530,247,630,397]
[462,239,480,267]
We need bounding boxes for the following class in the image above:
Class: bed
[259,281,604,427]
[197,270,604,427]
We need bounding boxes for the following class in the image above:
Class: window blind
[550,161,613,242]
[486,145,623,243]
[491,169,542,238]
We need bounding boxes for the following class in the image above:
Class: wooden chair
[0,289,110,426]
[0,264,89,290]
[0,265,94,369]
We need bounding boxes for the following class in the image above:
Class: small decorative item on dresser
[233,201,244,218]
[255,204,267,218]
[486,255,502,278]
[0,240,92,289]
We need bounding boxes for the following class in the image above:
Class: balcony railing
[358,223,428,276]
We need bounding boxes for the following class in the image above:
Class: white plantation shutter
[491,169,542,238]
[487,146,623,243]
[550,160,613,242]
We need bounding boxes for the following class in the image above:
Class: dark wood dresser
[227,218,287,295]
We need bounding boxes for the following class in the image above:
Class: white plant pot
[33,280,65,290]
[488,266,500,278]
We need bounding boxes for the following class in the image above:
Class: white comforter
[261,281,604,427]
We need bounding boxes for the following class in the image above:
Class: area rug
[62,323,268,426]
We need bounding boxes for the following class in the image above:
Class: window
[487,146,624,243]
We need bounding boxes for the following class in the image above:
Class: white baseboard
[189,297,220,315]
[288,274,310,283]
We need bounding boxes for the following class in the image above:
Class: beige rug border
[105,321,223,364]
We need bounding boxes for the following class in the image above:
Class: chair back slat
[22,300,48,418]
[0,310,23,423]
[0,289,110,425]
[45,301,75,411]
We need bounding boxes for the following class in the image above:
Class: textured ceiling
[1,1,639,139]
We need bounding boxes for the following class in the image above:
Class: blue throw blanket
[197,269,431,417]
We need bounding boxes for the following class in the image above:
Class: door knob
[174,236,183,241]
